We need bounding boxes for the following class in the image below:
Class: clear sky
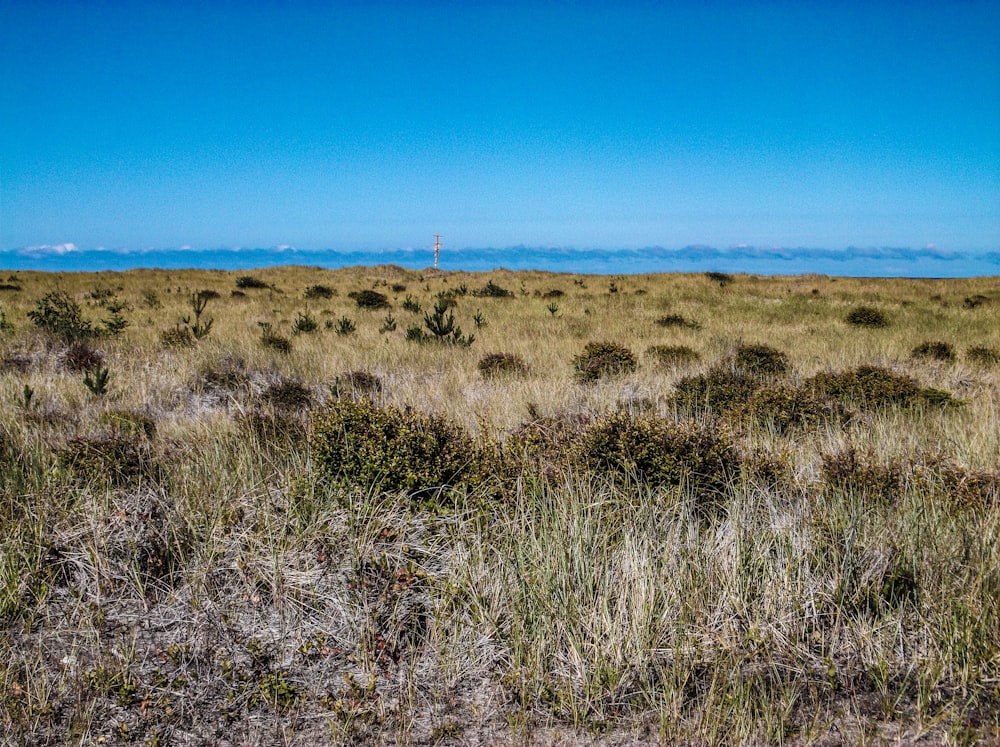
[2,0,999,255]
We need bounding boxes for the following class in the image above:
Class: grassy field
[1,265,998,746]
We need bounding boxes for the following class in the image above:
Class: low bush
[806,365,921,409]
[737,384,850,434]
[258,322,292,353]
[705,271,734,286]
[262,379,313,411]
[311,399,479,499]
[58,434,160,487]
[820,445,904,503]
[647,344,700,367]
[472,281,514,298]
[963,294,989,309]
[304,284,335,299]
[349,289,391,310]
[402,295,421,313]
[846,306,889,328]
[332,370,383,398]
[654,314,700,329]
[967,346,1000,365]
[98,410,157,441]
[573,341,638,382]
[235,275,269,289]
[581,412,739,500]
[910,340,955,361]
[63,341,104,373]
[733,343,789,376]
[27,291,95,342]
[673,364,761,415]
[292,309,319,334]
[478,352,529,379]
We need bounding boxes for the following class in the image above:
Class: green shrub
[259,322,292,353]
[581,412,738,499]
[733,343,789,376]
[478,352,529,378]
[98,410,157,441]
[573,341,638,382]
[654,314,700,329]
[911,341,955,361]
[820,445,904,502]
[967,346,1000,365]
[335,316,357,336]
[422,301,474,346]
[846,306,889,328]
[349,289,391,310]
[304,284,335,299]
[647,344,700,367]
[402,295,422,313]
[311,399,479,499]
[27,291,95,342]
[472,281,514,298]
[806,365,921,410]
[673,364,761,415]
[390,283,407,293]
[235,275,269,289]
[263,379,313,411]
[737,384,849,434]
[332,370,383,398]
[292,309,319,334]
[705,271,734,286]
[58,434,159,487]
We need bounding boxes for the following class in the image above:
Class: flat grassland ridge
[1,266,998,746]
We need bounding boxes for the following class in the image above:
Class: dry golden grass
[0,266,998,746]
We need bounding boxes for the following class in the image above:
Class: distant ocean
[2,245,999,278]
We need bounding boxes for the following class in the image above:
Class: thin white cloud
[19,242,80,256]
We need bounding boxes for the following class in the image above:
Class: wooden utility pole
[433,235,442,269]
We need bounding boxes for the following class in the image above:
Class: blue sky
[2,0,999,256]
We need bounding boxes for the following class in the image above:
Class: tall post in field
[434,234,441,270]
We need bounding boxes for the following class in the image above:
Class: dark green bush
[335,316,357,336]
[27,291,95,342]
[304,284,335,299]
[263,379,313,411]
[806,365,921,410]
[737,384,849,434]
[967,346,1000,365]
[820,445,904,503]
[846,306,889,328]
[58,434,159,487]
[402,295,422,313]
[581,412,739,498]
[673,364,761,415]
[911,341,955,361]
[332,370,383,398]
[259,322,292,353]
[349,289,391,310]
[647,345,700,367]
[733,343,789,376]
[390,283,407,293]
[654,314,700,329]
[472,281,514,298]
[478,352,529,379]
[292,309,319,334]
[98,410,157,441]
[705,271,734,286]
[573,341,638,382]
[311,399,479,499]
[963,294,989,309]
[235,275,269,289]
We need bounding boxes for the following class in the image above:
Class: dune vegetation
[1,265,998,746]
